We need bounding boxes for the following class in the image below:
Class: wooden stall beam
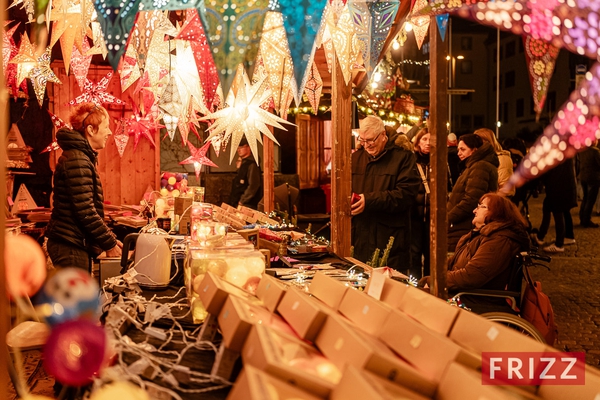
[330,53,352,257]
[429,18,449,300]
[263,133,274,213]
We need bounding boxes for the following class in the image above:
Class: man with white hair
[351,115,420,271]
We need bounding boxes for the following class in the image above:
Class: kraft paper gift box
[197,272,261,315]
[337,286,393,336]
[330,365,429,400]
[315,312,437,398]
[308,271,350,310]
[227,365,324,400]
[379,309,481,384]
[255,273,288,313]
[276,287,333,342]
[218,295,297,352]
[242,324,339,398]
[398,285,461,336]
[365,274,411,308]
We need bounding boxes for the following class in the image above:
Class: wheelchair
[451,251,551,343]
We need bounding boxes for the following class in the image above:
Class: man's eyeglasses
[357,131,383,146]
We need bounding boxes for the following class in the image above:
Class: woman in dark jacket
[410,128,431,278]
[45,103,122,269]
[420,193,530,313]
[447,134,499,251]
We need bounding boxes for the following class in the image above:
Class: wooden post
[429,18,449,299]
[263,133,274,213]
[330,54,352,257]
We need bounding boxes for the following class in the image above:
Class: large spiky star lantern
[201,65,295,164]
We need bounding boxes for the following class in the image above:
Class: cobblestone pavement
[526,194,600,366]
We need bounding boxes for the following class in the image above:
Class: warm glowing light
[457,55,464,60]
[404,22,413,32]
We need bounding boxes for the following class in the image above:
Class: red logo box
[482,352,586,386]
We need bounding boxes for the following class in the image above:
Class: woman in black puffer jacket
[447,134,499,252]
[45,103,123,270]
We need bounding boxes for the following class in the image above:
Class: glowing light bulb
[404,22,413,32]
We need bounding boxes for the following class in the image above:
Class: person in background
[45,103,122,270]
[577,140,600,228]
[351,115,420,271]
[229,137,263,209]
[419,193,530,314]
[447,134,499,252]
[394,133,413,151]
[447,133,460,190]
[474,128,515,197]
[410,128,431,278]
[531,158,577,252]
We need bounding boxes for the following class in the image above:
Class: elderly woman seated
[419,193,530,313]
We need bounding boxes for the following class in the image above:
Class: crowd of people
[351,115,600,282]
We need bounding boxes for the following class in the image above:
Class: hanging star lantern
[40,140,61,153]
[48,4,86,73]
[70,38,94,91]
[157,76,184,141]
[3,21,20,73]
[179,140,218,179]
[29,47,62,107]
[409,0,430,50]
[48,111,72,130]
[304,61,324,113]
[172,40,208,116]
[201,66,294,164]
[329,4,358,85]
[68,72,126,106]
[10,32,37,88]
[8,0,35,23]
[123,103,164,151]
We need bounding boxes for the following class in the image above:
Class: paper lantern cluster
[159,172,189,198]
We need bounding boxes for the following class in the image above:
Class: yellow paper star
[49,4,86,73]
[10,32,37,87]
[201,66,294,164]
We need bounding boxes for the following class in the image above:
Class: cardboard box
[437,362,526,400]
[308,271,350,310]
[377,277,412,308]
[330,365,429,400]
[174,195,193,234]
[256,274,288,313]
[449,309,548,354]
[398,286,460,336]
[379,309,481,383]
[218,295,297,352]
[337,286,393,336]
[315,313,437,398]
[276,287,332,341]
[227,365,324,400]
[197,272,261,315]
[242,324,339,397]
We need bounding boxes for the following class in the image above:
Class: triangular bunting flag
[436,14,449,42]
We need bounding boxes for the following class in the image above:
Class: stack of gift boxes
[187,268,600,399]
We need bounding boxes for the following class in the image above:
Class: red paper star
[122,101,164,151]
[40,140,60,153]
[179,140,218,179]
[48,111,71,130]
[67,72,126,107]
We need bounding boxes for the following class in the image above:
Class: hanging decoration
[143,26,174,88]
[68,72,126,107]
[178,97,205,146]
[278,0,328,97]
[409,0,430,50]
[48,111,71,131]
[329,4,358,85]
[40,141,60,153]
[48,3,86,74]
[70,39,94,91]
[524,36,560,120]
[157,77,183,141]
[304,61,323,113]
[201,66,294,164]
[256,11,296,116]
[29,47,62,107]
[3,21,20,73]
[10,32,37,88]
[436,14,449,42]
[176,8,220,112]
[172,40,208,116]
[348,0,400,78]
[121,107,163,151]
[8,0,35,23]
[179,140,218,180]
[112,120,130,157]
[204,0,268,98]
[118,50,141,92]
[3,22,25,98]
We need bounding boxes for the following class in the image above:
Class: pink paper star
[67,72,126,107]
[179,140,218,179]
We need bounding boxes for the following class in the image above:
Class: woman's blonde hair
[474,128,503,152]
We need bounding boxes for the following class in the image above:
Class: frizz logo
[482,352,586,385]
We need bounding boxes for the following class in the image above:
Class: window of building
[516,98,524,118]
[460,60,472,74]
[461,37,472,51]
[505,70,515,88]
[506,41,516,58]
[473,115,484,128]
[503,101,509,123]
[460,115,472,130]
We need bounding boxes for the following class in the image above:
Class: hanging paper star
[329,4,358,85]
[179,140,218,180]
[3,21,20,73]
[524,36,560,119]
[176,8,219,112]
[70,39,94,91]
[348,0,400,78]
[304,61,324,113]
[29,47,62,107]
[68,72,126,106]
[48,111,72,130]
[10,32,37,88]
[48,5,85,74]
[89,20,108,59]
[7,0,35,23]
[143,27,173,88]
[409,0,430,50]
[122,113,163,151]
[40,140,60,153]
[201,66,294,164]
[157,76,184,141]
[256,11,295,116]
[172,40,208,116]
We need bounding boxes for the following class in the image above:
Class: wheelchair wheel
[481,312,546,344]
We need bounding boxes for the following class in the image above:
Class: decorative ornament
[29,47,62,107]
[436,14,449,42]
[10,32,37,87]
[70,38,94,91]
[122,101,164,151]
[143,26,173,88]
[329,4,357,85]
[204,0,268,98]
[48,111,71,130]
[256,11,296,116]
[349,0,400,78]
[2,21,20,73]
[40,141,60,153]
[524,36,560,119]
[304,61,323,113]
[7,0,35,23]
[68,72,126,107]
[278,0,328,96]
[172,39,208,116]
[409,0,430,50]
[48,4,85,74]
[201,66,294,164]
[113,120,129,157]
[179,140,218,180]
